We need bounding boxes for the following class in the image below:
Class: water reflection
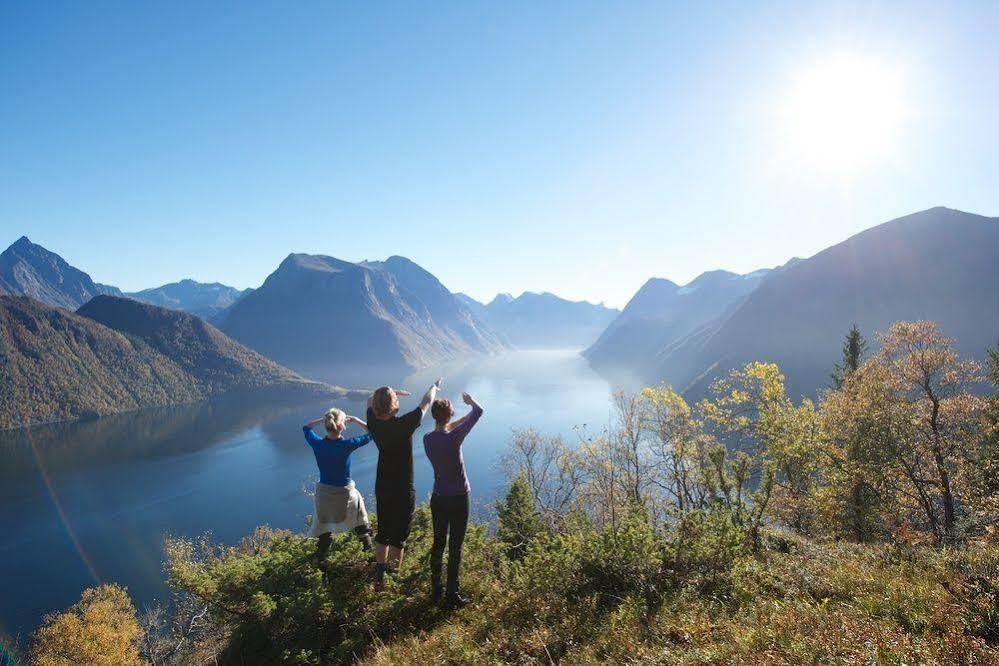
[0,350,612,638]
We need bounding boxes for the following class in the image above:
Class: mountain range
[218,254,505,381]
[0,237,250,322]
[585,268,774,375]
[0,294,345,429]
[126,280,252,321]
[4,205,997,421]
[456,292,619,349]
[588,207,999,398]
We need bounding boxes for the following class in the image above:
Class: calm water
[0,350,614,638]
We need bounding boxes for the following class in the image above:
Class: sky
[2,1,997,308]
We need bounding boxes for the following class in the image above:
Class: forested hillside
[0,296,199,428]
[78,296,301,393]
[0,296,346,429]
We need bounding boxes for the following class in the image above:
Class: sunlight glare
[779,55,908,172]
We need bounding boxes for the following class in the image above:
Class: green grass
[163,508,999,665]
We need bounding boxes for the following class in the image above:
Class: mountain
[672,207,999,399]
[77,295,306,392]
[369,256,505,354]
[218,254,506,379]
[0,295,343,429]
[457,292,619,349]
[584,268,771,378]
[126,279,251,321]
[0,236,122,309]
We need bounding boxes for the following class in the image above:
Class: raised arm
[450,393,483,439]
[418,378,443,415]
[346,415,368,432]
[304,416,325,429]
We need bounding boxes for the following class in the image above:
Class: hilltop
[0,295,346,429]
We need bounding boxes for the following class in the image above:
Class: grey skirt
[311,480,369,536]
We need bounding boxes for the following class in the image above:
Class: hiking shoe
[443,592,469,609]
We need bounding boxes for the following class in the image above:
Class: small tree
[612,389,651,510]
[30,584,143,666]
[821,325,882,542]
[699,362,819,535]
[820,321,986,544]
[968,342,999,535]
[640,384,711,515]
[499,428,584,528]
[832,324,869,389]
[497,473,545,560]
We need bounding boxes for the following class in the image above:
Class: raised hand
[462,392,474,405]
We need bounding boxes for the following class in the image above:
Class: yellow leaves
[730,389,751,404]
[30,584,144,666]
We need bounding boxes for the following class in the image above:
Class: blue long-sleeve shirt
[303,426,372,486]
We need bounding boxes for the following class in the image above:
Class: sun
[778,55,908,172]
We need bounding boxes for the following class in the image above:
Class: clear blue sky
[2,1,997,308]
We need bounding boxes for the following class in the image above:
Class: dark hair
[431,398,453,425]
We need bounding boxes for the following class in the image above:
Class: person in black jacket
[366,378,441,587]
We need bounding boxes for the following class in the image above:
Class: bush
[30,584,143,666]
[495,472,544,560]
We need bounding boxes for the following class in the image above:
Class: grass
[163,508,999,664]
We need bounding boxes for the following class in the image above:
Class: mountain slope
[368,256,506,353]
[219,254,505,379]
[126,279,251,321]
[0,236,121,309]
[77,296,303,393]
[0,296,200,428]
[459,292,618,349]
[679,207,999,398]
[585,268,770,377]
[0,295,342,429]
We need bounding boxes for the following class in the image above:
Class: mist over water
[0,349,614,637]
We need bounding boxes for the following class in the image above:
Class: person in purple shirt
[423,392,483,608]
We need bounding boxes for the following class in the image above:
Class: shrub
[496,472,544,560]
[30,584,143,666]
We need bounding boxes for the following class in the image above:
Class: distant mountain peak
[126,279,251,322]
[0,236,122,308]
[384,255,419,266]
[221,253,506,375]
[642,277,680,289]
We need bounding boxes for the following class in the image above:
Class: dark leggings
[430,493,469,594]
[317,525,373,560]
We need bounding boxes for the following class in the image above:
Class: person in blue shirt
[303,407,373,565]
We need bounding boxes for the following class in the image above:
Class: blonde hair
[371,386,399,419]
[324,408,346,435]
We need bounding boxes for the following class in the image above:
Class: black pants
[316,525,372,560]
[430,493,469,594]
[375,487,416,549]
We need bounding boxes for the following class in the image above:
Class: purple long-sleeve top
[423,405,483,496]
